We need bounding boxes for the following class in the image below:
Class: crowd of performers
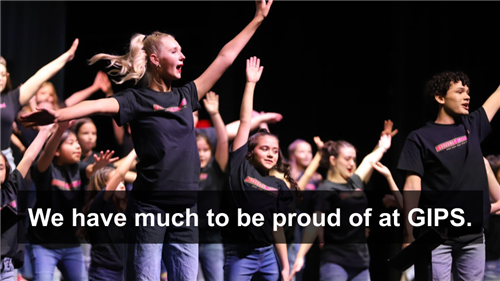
[3,1,500,281]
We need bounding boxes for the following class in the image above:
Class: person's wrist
[209,112,220,117]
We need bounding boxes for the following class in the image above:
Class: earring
[157,64,161,68]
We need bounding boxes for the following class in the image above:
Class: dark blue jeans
[89,264,123,281]
[125,196,198,281]
[199,243,224,281]
[223,244,279,281]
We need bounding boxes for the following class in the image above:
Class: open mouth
[462,103,469,110]
[176,64,183,73]
[347,168,353,173]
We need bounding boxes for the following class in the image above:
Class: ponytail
[88,31,172,88]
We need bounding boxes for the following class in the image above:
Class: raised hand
[255,0,273,20]
[370,161,392,178]
[93,150,119,171]
[65,39,79,62]
[56,119,75,132]
[378,134,392,152]
[314,136,324,151]
[246,56,264,83]
[93,71,113,96]
[381,119,398,137]
[202,91,220,116]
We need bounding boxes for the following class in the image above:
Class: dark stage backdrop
[3,2,500,280]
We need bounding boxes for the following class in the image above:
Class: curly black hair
[424,71,470,99]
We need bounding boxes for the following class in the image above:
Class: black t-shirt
[1,89,23,150]
[314,174,370,269]
[88,189,126,271]
[29,161,89,248]
[221,142,293,246]
[198,157,227,243]
[1,169,26,268]
[397,107,491,238]
[111,82,201,208]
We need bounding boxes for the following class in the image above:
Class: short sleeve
[111,90,138,126]
[177,81,201,112]
[30,161,52,190]
[228,142,248,175]
[349,174,364,190]
[8,89,22,113]
[277,185,294,215]
[468,107,492,142]
[397,133,424,178]
[1,169,24,208]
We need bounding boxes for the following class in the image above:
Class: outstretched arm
[232,57,264,152]
[20,98,119,127]
[225,111,283,140]
[355,134,391,183]
[370,161,403,210]
[85,150,119,179]
[484,157,500,213]
[297,137,324,191]
[483,85,500,122]
[19,39,79,106]
[64,71,110,107]
[36,120,74,173]
[104,149,136,201]
[204,91,229,171]
[16,125,53,178]
[194,0,272,99]
[290,214,322,279]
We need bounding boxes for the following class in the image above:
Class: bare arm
[232,57,263,152]
[224,112,283,141]
[204,92,229,171]
[355,134,391,183]
[36,121,73,173]
[104,150,136,201]
[11,134,26,154]
[19,39,79,106]
[272,226,290,281]
[194,0,272,99]
[16,125,53,178]
[485,157,500,213]
[290,215,321,279]
[370,162,403,210]
[402,173,421,248]
[20,98,119,127]
[482,85,500,122]
[85,150,119,179]
[297,137,324,191]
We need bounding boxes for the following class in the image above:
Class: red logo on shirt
[51,179,81,190]
[244,176,278,197]
[435,135,468,152]
[200,173,208,181]
[153,98,187,113]
[0,103,6,109]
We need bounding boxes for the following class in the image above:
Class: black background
[3,1,500,280]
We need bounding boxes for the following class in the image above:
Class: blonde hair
[88,31,172,91]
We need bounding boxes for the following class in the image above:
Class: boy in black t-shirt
[398,71,500,280]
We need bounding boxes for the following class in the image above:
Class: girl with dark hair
[0,40,78,170]
[28,119,116,281]
[76,149,136,281]
[291,127,392,281]
[1,125,52,281]
[222,56,295,281]
[21,1,273,279]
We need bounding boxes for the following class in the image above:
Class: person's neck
[149,77,172,92]
[327,169,348,184]
[435,107,463,124]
